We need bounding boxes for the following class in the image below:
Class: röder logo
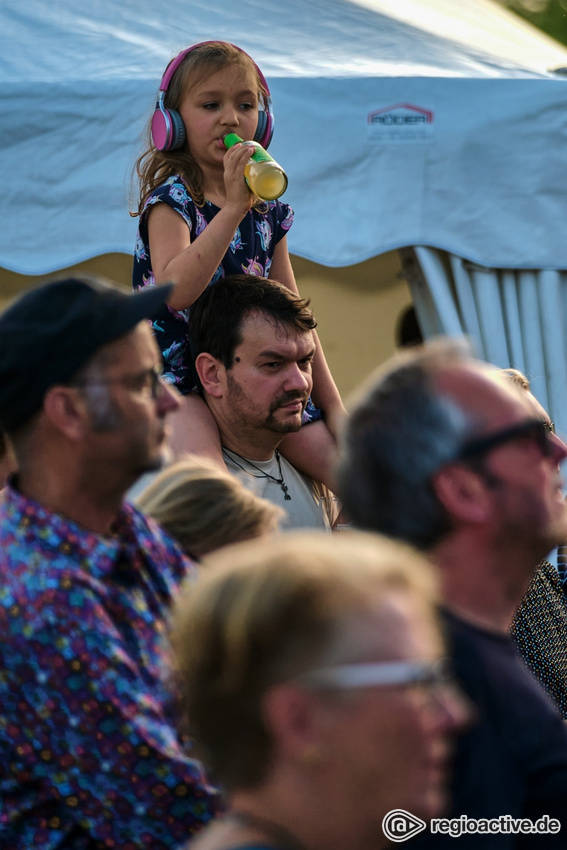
[366,103,434,145]
[368,103,433,126]
[383,809,427,843]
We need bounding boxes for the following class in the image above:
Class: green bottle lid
[223,133,274,164]
[223,133,243,148]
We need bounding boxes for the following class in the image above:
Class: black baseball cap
[0,275,173,433]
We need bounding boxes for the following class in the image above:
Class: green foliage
[495,0,567,47]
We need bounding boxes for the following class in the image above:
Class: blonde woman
[171,531,469,850]
[136,457,283,559]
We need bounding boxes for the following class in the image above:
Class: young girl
[132,41,344,484]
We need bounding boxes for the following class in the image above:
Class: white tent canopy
[2,0,567,274]
[400,248,567,430]
[3,0,567,427]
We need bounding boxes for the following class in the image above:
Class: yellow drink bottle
[223,133,288,201]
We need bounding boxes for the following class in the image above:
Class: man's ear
[196,353,225,398]
[432,464,494,525]
[43,386,89,441]
[262,684,328,766]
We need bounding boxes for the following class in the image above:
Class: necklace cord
[222,448,291,500]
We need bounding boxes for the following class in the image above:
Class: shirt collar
[2,479,140,579]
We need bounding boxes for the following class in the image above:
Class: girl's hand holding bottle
[221,141,256,215]
[133,42,345,491]
[224,133,288,201]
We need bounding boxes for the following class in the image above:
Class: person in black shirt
[337,337,567,848]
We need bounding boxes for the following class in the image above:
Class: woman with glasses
[170,530,469,850]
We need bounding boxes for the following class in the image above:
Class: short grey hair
[8,344,122,462]
[69,351,123,432]
[336,338,476,550]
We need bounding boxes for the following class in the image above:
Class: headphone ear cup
[151,108,171,151]
[151,107,186,151]
[167,110,186,150]
[259,113,274,149]
[254,110,267,146]
[254,92,274,149]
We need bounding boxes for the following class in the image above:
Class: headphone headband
[159,41,271,96]
[152,41,274,150]
[160,49,192,92]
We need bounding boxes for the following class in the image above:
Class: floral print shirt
[0,482,220,849]
[132,175,293,393]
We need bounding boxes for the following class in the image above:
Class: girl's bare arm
[270,237,346,435]
[149,144,254,311]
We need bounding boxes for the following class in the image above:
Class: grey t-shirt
[222,449,337,531]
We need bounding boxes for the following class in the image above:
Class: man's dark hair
[190,275,317,369]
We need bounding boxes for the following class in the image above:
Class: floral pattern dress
[133,175,294,393]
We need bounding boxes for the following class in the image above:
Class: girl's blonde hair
[133,42,269,213]
[135,456,283,558]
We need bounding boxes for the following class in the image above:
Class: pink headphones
[151,41,275,152]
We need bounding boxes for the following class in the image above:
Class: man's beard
[264,390,309,433]
[226,373,309,435]
[478,465,567,559]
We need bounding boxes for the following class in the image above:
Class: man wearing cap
[0,276,220,849]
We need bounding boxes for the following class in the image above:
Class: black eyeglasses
[456,418,555,461]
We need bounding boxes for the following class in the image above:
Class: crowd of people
[1,37,567,850]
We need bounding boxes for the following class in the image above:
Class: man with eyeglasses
[337,337,567,847]
[0,276,221,849]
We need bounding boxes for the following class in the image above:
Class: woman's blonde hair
[136,457,283,558]
[133,41,269,212]
[171,530,440,790]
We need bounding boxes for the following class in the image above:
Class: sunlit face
[82,323,180,487]
[440,366,567,556]
[516,392,567,548]
[179,64,259,171]
[220,310,315,443]
[311,591,468,840]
